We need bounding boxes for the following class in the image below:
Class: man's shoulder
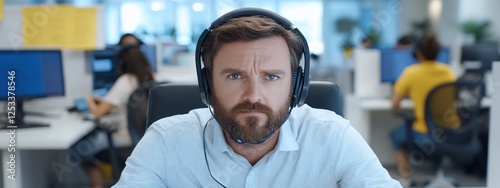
[290,104,350,132]
[403,64,421,73]
[116,73,137,84]
[402,64,431,78]
[435,62,454,71]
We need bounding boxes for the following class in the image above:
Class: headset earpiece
[200,67,211,105]
[291,67,303,107]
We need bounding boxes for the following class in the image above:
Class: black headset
[195,7,311,109]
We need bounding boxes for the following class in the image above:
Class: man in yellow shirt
[390,35,456,186]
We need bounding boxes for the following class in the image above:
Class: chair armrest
[394,111,416,125]
[95,120,118,133]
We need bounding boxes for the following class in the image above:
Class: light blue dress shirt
[113,104,401,187]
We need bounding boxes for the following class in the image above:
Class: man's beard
[211,93,290,144]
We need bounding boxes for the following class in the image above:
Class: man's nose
[243,78,262,103]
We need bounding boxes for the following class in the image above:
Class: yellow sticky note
[22,5,96,49]
[0,0,4,22]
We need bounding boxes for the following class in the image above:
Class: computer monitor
[380,48,450,83]
[0,50,65,129]
[91,49,120,96]
[461,43,499,71]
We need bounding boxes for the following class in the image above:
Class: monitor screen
[0,50,65,100]
[436,48,450,64]
[91,49,120,92]
[380,48,450,83]
[92,59,113,72]
[0,50,65,129]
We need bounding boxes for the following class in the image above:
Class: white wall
[482,0,500,42]
[458,0,489,21]
[397,0,429,37]
[488,0,500,42]
[487,62,500,187]
[437,0,463,75]
[458,0,500,42]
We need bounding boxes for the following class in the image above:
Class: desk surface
[0,112,94,150]
[356,96,492,110]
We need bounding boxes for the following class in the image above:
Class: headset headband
[210,8,293,30]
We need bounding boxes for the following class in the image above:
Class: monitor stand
[1,101,49,129]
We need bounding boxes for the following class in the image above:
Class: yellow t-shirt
[393,61,457,133]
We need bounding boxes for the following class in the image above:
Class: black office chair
[146,81,343,128]
[99,80,160,183]
[127,80,159,145]
[146,83,206,127]
[397,81,485,187]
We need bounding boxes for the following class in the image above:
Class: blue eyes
[228,74,241,80]
[266,75,278,80]
[227,74,279,80]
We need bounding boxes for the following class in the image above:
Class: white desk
[0,112,94,188]
[345,95,412,144]
[345,94,492,165]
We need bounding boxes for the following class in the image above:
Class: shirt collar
[275,119,299,152]
[421,60,438,64]
[210,120,231,153]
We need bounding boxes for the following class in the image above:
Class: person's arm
[391,91,406,111]
[87,97,114,119]
[89,74,136,119]
[392,68,411,111]
[335,124,402,187]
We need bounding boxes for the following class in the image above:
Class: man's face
[211,36,293,144]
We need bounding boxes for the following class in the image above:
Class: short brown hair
[416,35,441,60]
[200,15,303,72]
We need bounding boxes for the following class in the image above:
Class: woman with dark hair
[76,46,155,187]
[87,45,154,119]
[118,33,144,46]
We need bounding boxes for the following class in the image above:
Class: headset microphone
[228,129,274,145]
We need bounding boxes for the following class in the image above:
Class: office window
[120,2,145,34]
[117,1,176,45]
[280,1,323,55]
[325,1,361,64]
